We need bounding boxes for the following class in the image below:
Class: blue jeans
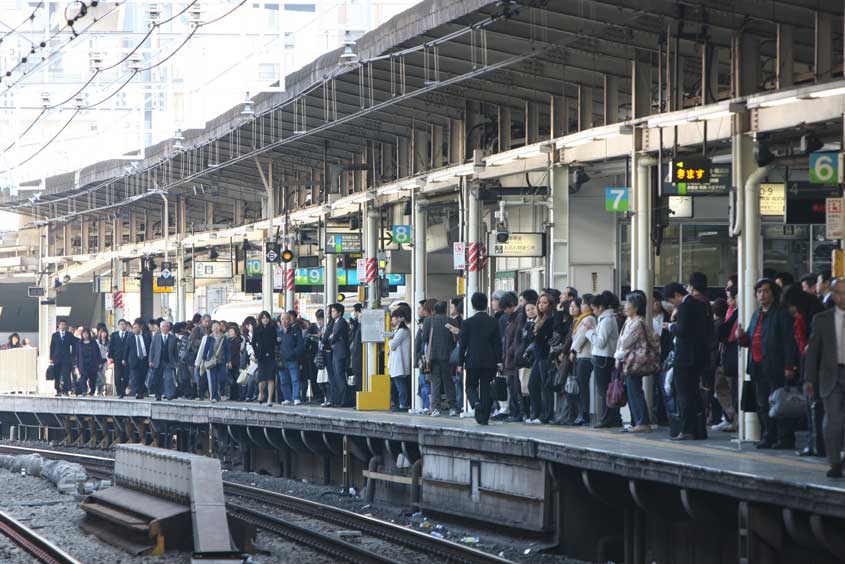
[207,365,225,400]
[625,373,651,427]
[278,361,301,402]
[453,372,464,411]
[391,375,410,408]
[419,371,431,410]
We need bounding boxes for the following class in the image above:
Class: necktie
[137,335,146,358]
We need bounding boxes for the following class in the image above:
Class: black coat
[253,324,277,362]
[349,319,363,375]
[669,295,710,368]
[49,331,76,365]
[108,330,130,363]
[124,333,150,370]
[329,317,349,359]
[458,312,502,371]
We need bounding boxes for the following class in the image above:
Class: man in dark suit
[664,283,710,440]
[148,320,178,401]
[458,292,502,425]
[327,304,349,407]
[49,319,76,396]
[736,278,798,449]
[108,319,131,398]
[124,321,150,399]
[805,278,845,477]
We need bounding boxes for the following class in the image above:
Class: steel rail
[0,446,516,564]
[224,481,516,564]
[0,510,83,564]
[227,502,396,564]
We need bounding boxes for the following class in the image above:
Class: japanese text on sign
[672,157,711,184]
[325,232,363,254]
[487,232,545,257]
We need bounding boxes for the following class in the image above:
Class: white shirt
[835,307,845,365]
[136,334,146,357]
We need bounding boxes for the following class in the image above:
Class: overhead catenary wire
[1,1,247,174]
[0,1,43,48]
[1,0,129,90]
[2,0,199,150]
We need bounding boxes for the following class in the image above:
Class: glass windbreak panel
[680,224,735,288]
[762,224,810,278]
[618,222,630,291]
[811,224,836,275]
[656,224,681,287]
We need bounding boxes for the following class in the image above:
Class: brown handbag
[606,370,627,408]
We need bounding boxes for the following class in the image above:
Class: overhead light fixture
[809,86,845,98]
[759,96,798,108]
[486,145,544,166]
[240,92,255,118]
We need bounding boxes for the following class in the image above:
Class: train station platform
[2,394,843,563]
[0,395,837,511]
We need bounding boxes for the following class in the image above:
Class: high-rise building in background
[0,0,419,192]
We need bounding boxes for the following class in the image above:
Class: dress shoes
[670,433,695,441]
[827,465,843,479]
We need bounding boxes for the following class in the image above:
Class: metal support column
[256,158,275,314]
[635,154,658,417]
[412,199,427,410]
[466,184,481,301]
[604,75,619,125]
[324,220,338,307]
[578,86,593,131]
[38,225,56,393]
[113,259,124,322]
[549,162,569,290]
[365,206,379,390]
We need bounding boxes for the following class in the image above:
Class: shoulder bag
[625,320,660,376]
[768,385,807,419]
[420,322,433,374]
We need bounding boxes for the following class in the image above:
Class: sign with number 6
[809,151,840,184]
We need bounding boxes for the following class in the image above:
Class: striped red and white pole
[285,268,295,292]
[112,290,124,310]
[365,258,377,284]
[479,244,488,270]
[466,242,479,272]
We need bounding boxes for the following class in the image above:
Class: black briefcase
[45,365,55,381]
[492,376,508,402]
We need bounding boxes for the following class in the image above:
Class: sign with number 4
[605,187,629,212]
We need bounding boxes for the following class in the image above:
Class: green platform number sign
[605,187,629,212]
[809,152,839,184]
[245,257,262,277]
[392,224,412,245]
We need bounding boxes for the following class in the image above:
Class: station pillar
[284,262,295,313]
[37,226,56,393]
[365,206,379,389]
[735,132,766,442]
[412,199,427,410]
[465,184,481,305]
[548,162,569,290]
[176,246,187,321]
[113,258,125,322]
[323,215,337,307]
[633,154,658,417]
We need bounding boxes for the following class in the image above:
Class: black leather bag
[492,376,508,401]
[46,365,55,381]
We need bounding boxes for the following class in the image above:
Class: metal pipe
[366,206,379,392]
[365,455,383,504]
[635,156,658,293]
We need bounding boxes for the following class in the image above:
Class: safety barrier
[0,348,38,394]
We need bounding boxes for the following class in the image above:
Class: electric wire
[0,1,43,47]
[1,1,247,174]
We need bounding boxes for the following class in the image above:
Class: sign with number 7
[605,187,630,212]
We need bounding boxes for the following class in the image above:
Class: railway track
[0,509,83,564]
[0,445,516,564]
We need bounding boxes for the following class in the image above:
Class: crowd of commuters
[43,268,845,478]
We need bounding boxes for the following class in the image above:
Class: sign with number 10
[605,187,630,212]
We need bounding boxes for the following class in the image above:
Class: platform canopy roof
[3,0,842,229]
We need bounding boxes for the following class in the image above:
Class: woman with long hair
[388,309,412,411]
[96,328,110,396]
[4,333,22,349]
[527,294,555,424]
[253,311,277,406]
[569,296,596,425]
[76,328,103,396]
